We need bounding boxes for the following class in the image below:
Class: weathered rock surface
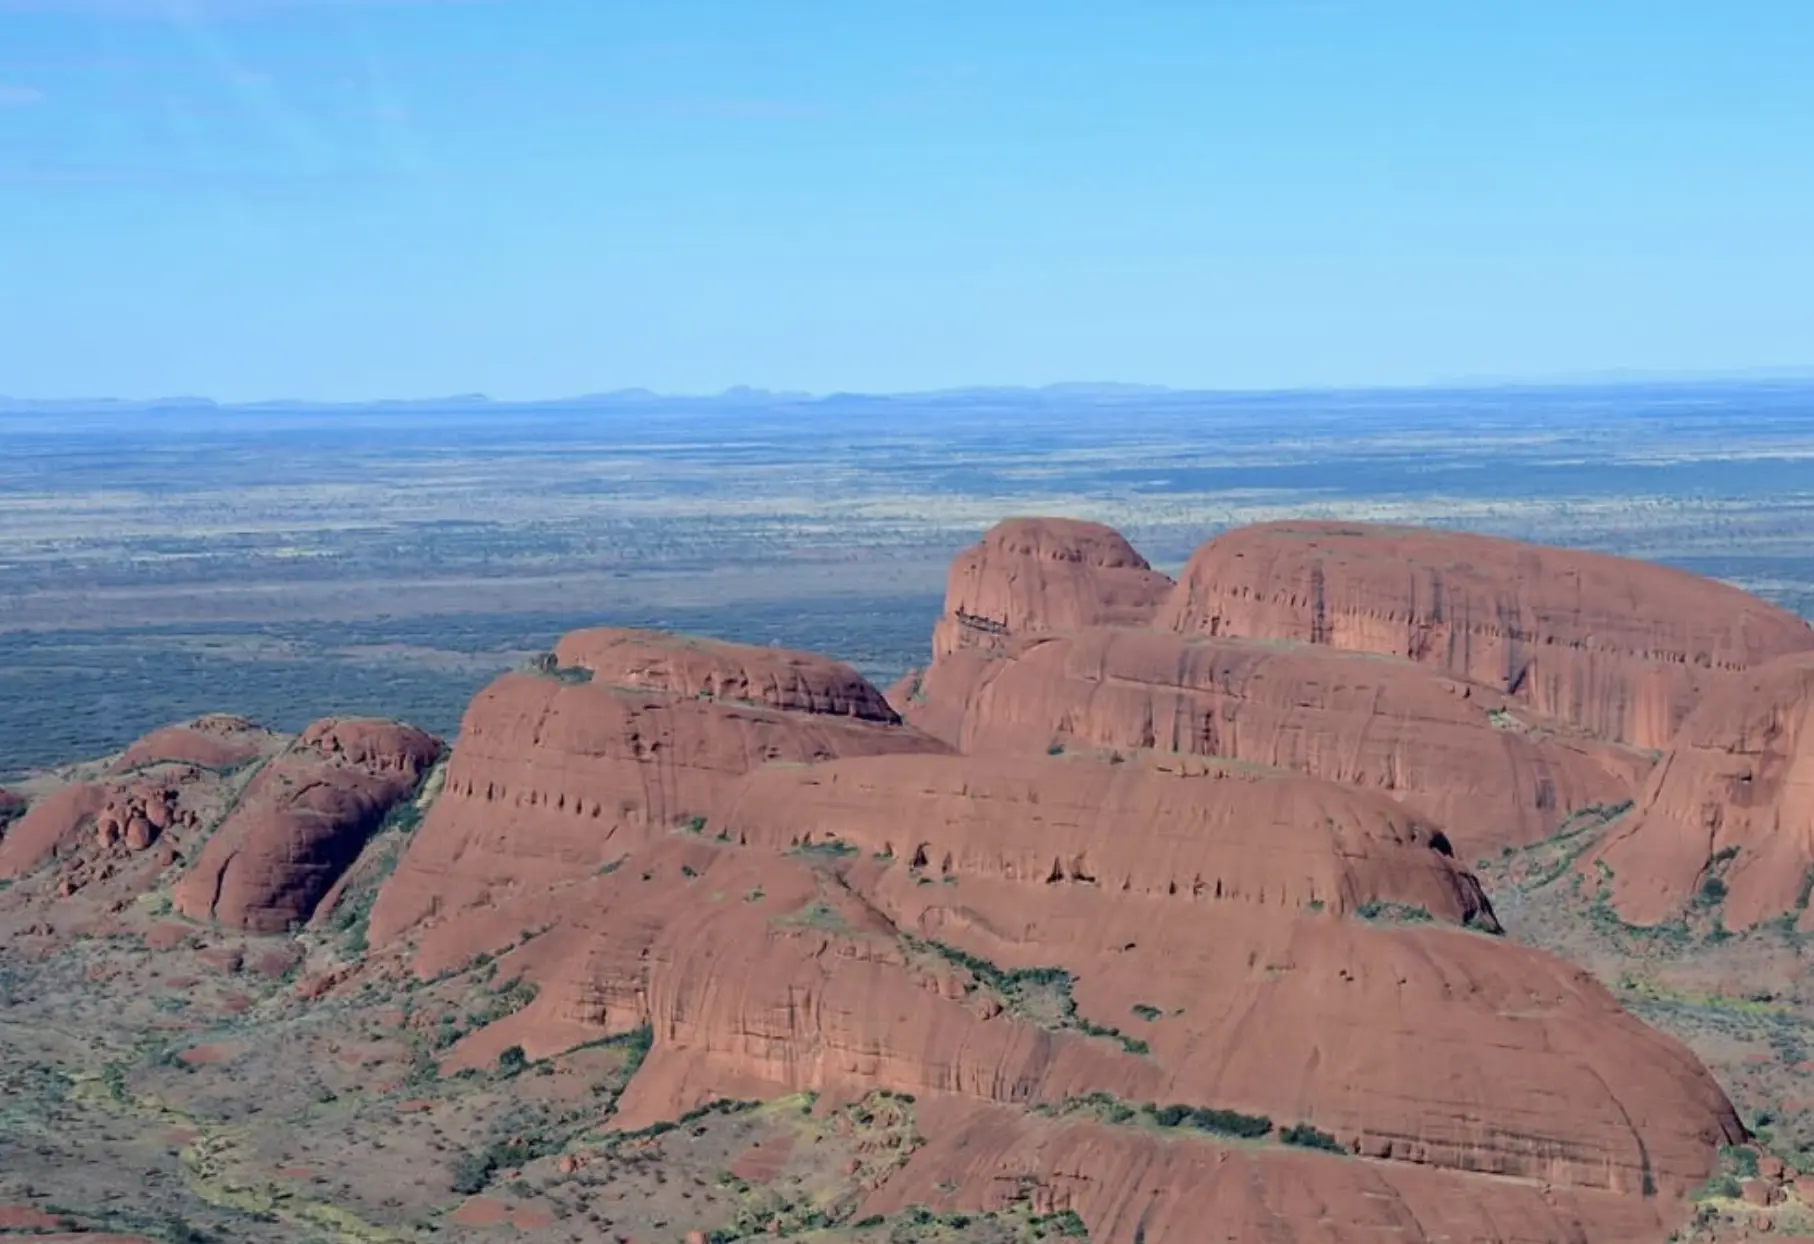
[1159,520,1814,749]
[715,750,1498,926]
[1598,651,1814,929]
[899,627,1647,853]
[110,714,277,774]
[930,517,1174,658]
[553,627,902,722]
[172,718,441,933]
[873,1099,1682,1244]
[0,786,24,828]
[431,824,1736,1219]
[365,635,946,948]
[0,782,111,879]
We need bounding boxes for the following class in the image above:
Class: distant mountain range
[3,372,1812,413]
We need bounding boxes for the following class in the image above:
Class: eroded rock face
[1158,521,1814,749]
[898,628,1647,854]
[1598,652,1814,929]
[0,787,24,829]
[715,751,1498,927]
[553,628,901,722]
[110,714,277,774]
[425,826,1736,1218]
[930,517,1174,658]
[874,1100,1682,1244]
[0,783,111,879]
[365,636,947,949]
[172,718,441,933]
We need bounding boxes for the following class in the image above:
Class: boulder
[172,718,442,933]
[1158,521,1814,749]
[1597,651,1814,928]
[929,517,1174,658]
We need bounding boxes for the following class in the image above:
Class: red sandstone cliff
[931,517,1174,658]
[1158,520,1814,750]
[365,633,948,948]
[1598,651,1814,929]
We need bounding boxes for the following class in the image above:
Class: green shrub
[497,1045,528,1075]
[1131,1003,1162,1022]
[1280,1122,1346,1153]
[450,1149,497,1194]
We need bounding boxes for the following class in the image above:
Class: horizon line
[6,365,1814,409]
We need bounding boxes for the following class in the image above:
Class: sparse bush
[497,1045,528,1075]
[1131,1003,1162,1022]
[1280,1122,1346,1153]
[450,1149,497,1194]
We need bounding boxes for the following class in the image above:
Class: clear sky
[1,0,1810,402]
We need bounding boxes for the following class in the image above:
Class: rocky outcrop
[172,718,441,934]
[930,517,1174,658]
[429,825,1737,1219]
[1597,651,1814,929]
[1158,521,1814,749]
[898,627,1647,854]
[0,782,111,878]
[365,635,947,949]
[715,750,1498,926]
[110,714,277,774]
[552,628,902,721]
[873,1099,1684,1244]
[0,787,24,829]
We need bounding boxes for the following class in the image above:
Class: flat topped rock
[932,517,1175,657]
[1158,520,1814,748]
[553,628,899,722]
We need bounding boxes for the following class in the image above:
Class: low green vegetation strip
[1043,1091,1351,1156]
[910,939,1150,1056]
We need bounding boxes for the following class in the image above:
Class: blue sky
[1,0,1810,401]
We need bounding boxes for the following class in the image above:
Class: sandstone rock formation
[0,716,287,882]
[1597,651,1814,929]
[110,714,277,774]
[172,718,441,933]
[929,517,1174,658]
[341,620,1753,1242]
[365,634,947,948]
[0,782,111,879]
[899,627,1647,853]
[714,751,1498,926]
[421,820,1738,1232]
[1158,520,1814,749]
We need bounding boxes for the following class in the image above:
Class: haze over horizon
[2,0,1811,402]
